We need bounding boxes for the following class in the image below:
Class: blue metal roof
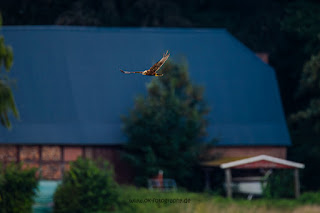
[0,26,291,146]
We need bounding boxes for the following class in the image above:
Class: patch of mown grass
[298,191,320,205]
[158,201,320,213]
[157,194,320,213]
[211,196,298,210]
[115,186,209,213]
[115,186,320,213]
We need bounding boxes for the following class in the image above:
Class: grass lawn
[159,197,320,213]
[116,186,320,213]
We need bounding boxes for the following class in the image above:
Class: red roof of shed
[220,155,305,169]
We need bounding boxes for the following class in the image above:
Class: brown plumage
[120,51,170,76]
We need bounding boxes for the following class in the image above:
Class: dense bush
[298,191,320,205]
[262,170,295,198]
[0,163,38,213]
[53,157,118,213]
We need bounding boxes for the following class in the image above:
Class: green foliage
[281,1,320,116]
[285,2,320,193]
[122,60,209,191]
[53,157,118,213]
[290,51,320,132]
[288,52,320,189]
[282,0,320,54]
[299,53,320,94]
[281,0,320,195]
[0,163,38,213]
[298,191,320,205]
[0,13,19,129]
[262,170,295,199]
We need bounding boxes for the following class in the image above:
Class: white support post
[294,169,300,198]
[225,168,232,198]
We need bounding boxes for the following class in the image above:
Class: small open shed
[202,155,305,198]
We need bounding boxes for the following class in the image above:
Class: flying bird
[120,51,170,76]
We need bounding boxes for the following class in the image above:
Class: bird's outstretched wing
[120,70,144,74]
[144,51,170,75]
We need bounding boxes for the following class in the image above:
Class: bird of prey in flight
[120,51,170,76]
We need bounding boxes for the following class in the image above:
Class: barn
[0,26,292,185]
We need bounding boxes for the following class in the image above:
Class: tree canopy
[122,60,209,190]
[291,52,320,131]
[284,1,320,191]
[0,14,18,128]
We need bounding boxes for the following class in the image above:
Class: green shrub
[0,163,38,213]
[298,191,320,204]
[262,170,295,198]
[53,157,118,213]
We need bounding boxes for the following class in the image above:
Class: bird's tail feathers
[120,69,143,74]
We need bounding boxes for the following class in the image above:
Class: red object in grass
[152,170,163,189]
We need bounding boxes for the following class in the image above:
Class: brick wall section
[22,162,41,178]
[41,163,62,180]
[64,147,83,161]
[84,147,94,158]
[87,146,134,184]
[0,145,285,182]
[64,162,71,172]
[20,146,40,161]
[22,161,39,169]
[41,146,63,180]
[0,145,17,161]
[209,146,287,159]
[42,146,61,161]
